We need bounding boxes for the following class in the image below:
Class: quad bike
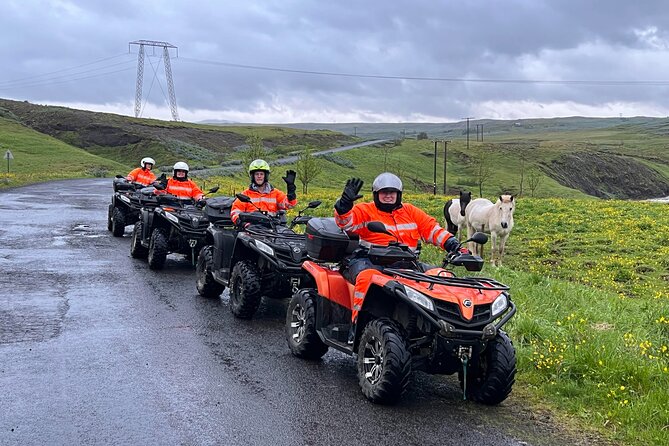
[285,218,516,405]
[130,186,219,270]
[107,175,160,237]
[195,194,321,319]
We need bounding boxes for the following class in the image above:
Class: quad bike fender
[140,208,155,241]
[302,261,353,310]
[210,228,238,271]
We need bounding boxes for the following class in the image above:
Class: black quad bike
[195,194,321,319]
[130,186,219,270]
[286,218,517,405]
[107,175,159,237]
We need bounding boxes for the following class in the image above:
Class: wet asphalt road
[1,179,553,446]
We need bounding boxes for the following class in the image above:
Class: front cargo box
[306,217,358,261]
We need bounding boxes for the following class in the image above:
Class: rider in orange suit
[162,162,204,200]
[126,157,157,185]
[231,159,297,225]
[334,173,461,326]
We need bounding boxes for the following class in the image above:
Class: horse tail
[443,199,458,234]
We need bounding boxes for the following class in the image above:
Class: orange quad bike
[285,218,516,405]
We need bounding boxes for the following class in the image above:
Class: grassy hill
[0,98,357,172]
[0,116,128,188]
[2,98,669,199]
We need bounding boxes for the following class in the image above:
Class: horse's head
[497,194,515,229]
[459,191,472,216]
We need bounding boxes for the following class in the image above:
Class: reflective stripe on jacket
[334,201,453,250]
[126,168,156,186]
[165,178,204,199]
[230,185,297,224]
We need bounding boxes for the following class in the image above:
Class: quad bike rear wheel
[196,245,224,298]
[148,228,169,270]
[459,330,516,405]
[286,289,328,359]
[111,207,126,237]
[229,260,262,319]
[130,222,148,259]
[357,318,411,405]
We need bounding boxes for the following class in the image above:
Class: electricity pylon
[129,40,179,121]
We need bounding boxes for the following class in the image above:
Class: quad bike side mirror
[208,186,220,194]
[366,221,392,236]
[115,174,124,179]
[235,193,252,203]
[465,232,488,245]
[307,200,322,209]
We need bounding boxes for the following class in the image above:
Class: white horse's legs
[490,231,499,266]
[498,233,509,266]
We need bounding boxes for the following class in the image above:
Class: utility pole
[432,140,439,195]
[463,117,475,152]
[443,140,451,195]
[129,40,180,121]
[480,124,484,141]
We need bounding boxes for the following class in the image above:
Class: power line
[180,56,669,86]
[0,59,136,90]
[0,53,131,86]
[0,66,136,91]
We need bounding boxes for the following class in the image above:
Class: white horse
[465,195,515,267]
[443,190,472,239]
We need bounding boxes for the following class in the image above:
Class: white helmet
[173,162,189,172]
[372,172,403,192]
[141,157,155,168]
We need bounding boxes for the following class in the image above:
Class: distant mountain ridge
[204,116,669,139]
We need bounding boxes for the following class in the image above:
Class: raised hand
[335,178,364,214]
[342,178,364,202]
[282,170,296,186]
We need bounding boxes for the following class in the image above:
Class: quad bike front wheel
[286,289,328,359]
[229,260,263,319]
[130,222,148,259]
[107,204,114,231]
[111,207,126,237]
[357,318,411,405]
[459,330,516,405]
[147,228,169,270]
[196,245,224,298]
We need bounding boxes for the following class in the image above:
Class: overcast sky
[3,0,669,123]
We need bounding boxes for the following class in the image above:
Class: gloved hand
[283,170,297,200]
[443,236,461,253]
[334,178,364,215]
[282,170,296,186]
[197,198,207,207]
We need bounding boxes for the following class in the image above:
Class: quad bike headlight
[491,293,509,317]
[164,211,179,224]
[404,286,435,312]
[254,239,275,257]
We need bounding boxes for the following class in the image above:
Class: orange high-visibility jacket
[231,185,297,224]
[164,178,204,199]
[335,201,454,250]
[126,167,156,185]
